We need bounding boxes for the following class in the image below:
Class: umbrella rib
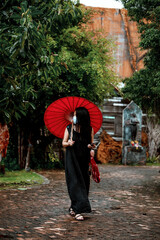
[47,107,66,112]
[82,103,97,110]
[76,97,84,109]
[75,97,80,109]
[46,118,68,127]
[45,115,66,120]
[78,98,86,107]
[50,122,69,138]
[66,97,74,112]
[60,97,72,112]
[53,97,74,112]
[50,104,69,112]
[74,96,82,110]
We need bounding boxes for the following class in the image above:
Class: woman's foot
[75,214,84,221]
[69,207,75,217]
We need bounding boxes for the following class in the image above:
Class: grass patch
[0,170,45,190]
[146,163,160,166]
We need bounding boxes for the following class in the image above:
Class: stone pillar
[122,101,146,165]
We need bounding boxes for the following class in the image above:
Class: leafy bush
[147,156,160,164]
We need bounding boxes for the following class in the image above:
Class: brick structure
[83,6,146,78]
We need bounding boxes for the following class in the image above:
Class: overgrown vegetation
[0,0,118,170]
[147,156,160,165]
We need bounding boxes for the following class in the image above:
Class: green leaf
[28,102,36,110]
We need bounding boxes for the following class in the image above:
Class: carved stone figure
[122,101,146,165]
[129,113,139,141]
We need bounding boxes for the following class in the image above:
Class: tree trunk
[25,132,33,171]
[18,130,26,169]
[18,132,21,167]
[18,129,32,169]
[147,117,160,158]
[25,143,32,171]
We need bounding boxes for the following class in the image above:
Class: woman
[62,107,94,221]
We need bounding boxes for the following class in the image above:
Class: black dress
[65,125,91,214]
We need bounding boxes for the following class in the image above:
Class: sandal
[75,214,84,221]
[69,207,75,217]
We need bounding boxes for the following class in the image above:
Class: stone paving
[0,165,160,240]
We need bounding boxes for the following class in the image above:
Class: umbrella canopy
[44,96,103,139]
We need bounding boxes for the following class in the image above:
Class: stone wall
[83,6,146,78]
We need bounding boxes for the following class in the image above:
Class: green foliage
[48,145,64,169]
[1,0,118,169]
[147,156,160,165]
[29,141,64,169]
[123,68,160,115]
[121,0,160,117]
[55,26,116,102]
[0,0,116,122]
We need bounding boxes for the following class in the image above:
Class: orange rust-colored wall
[84,6,146,78]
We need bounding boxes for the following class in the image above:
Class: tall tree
[121,0,160,158]
[0,0,118,169]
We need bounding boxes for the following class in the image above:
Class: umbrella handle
[70,121,73,141]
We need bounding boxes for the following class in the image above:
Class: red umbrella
[44,96,103,139]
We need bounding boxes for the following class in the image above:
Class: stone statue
[129,113,139,141]
[122,101,146,165]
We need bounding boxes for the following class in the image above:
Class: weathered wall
[84,6,146,78]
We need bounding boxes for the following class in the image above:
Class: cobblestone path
[0,165,160,240]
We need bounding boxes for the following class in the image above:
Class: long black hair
[75,107,91,143]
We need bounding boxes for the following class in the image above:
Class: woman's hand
[68,140,75,146]
[62,128,75,147]
[90,149,95,157]
[87,143,96,149]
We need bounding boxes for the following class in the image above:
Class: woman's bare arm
[88,128,95,151]
[62,128,75,147]
[90,128,95,156]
